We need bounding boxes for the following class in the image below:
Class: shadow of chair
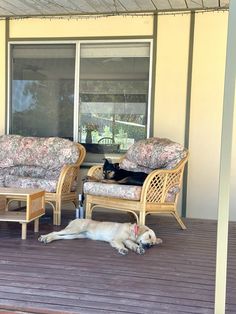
[84,152,188,229]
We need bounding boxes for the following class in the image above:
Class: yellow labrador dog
[38,219,162,255]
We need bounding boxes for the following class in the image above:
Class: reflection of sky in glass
[12,80,36,112]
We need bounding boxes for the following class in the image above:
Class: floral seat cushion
[84,181,177,202]
[0,165,60,180]
[4,175,58,193]
[84,182,142,200]
[120,137,187,174]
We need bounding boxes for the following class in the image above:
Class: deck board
[0,211,235,314]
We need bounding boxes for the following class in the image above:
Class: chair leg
[51,203,57,226]
[85,200,92,219]
[53,201,62,226]
[72,200,77,209]
[172,211,187,230]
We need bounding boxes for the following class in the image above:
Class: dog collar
[134,224,139,237]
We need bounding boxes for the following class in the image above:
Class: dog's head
[134,224,163,249]
[103,158,119,180]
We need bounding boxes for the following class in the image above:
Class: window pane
[10,44,75,139]
[79,42,150,154]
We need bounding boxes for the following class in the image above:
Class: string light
[0,7,228,21]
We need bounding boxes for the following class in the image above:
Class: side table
[0,188,45,239]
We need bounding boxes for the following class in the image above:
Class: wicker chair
[84,152,188,229]
[5,143,86,226]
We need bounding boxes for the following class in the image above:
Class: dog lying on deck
[38,219,162,255]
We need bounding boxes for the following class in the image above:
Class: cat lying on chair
[38,218,162,255]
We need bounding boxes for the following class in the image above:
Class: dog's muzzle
[140,243,153,249]
[103,170,115,179]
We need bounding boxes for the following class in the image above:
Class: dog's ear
[114,163,120,170]
[103,158,115,170]
[155,238,163,245]
[103,158,110,168]
[136,225,149,236]
[130,223,139,237]
[103,159,111,172]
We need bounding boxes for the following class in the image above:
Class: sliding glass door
[78,42,150,154]
[10,44,75,138]
[9,40,152,159]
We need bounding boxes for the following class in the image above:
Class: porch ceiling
[0,0,229,19]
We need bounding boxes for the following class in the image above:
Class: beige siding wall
[9,16,153,38]
[154,14,190,147]
[153,12,233,220]
[0,20,6,135]
[0,12,235,220]
[154,14,190,215]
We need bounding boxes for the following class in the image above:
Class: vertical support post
[182,12,195,218]
[214,3,236,313]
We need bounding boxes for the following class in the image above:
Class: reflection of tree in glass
[12,79,74,138]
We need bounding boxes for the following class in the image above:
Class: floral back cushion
[120,137,187,174]
[0,135,80,170]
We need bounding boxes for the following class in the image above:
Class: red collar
[134,224,139,237]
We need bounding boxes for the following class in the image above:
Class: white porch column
[214,1,236,313]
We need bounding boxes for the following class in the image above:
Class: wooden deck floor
[0,210,235,314]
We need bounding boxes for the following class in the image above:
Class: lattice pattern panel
[146,168,182,203]
[146,173,166,203]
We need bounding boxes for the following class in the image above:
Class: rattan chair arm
[55,143,86,195]
[76,143,86,166]
[56,164,80,195]
[87,165,104,180]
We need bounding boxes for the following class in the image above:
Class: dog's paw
[136,246,145,255]
[38,235,44,242]
[118,248,129,255]
[38,235,50,244]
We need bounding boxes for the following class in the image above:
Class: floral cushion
[4,175,58,193]
[119,137,187,174]
[84,182,142,201]
[0,165,60,180]
[84,181,177,202]
[0,135,81,192]
[0,135,80,170]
